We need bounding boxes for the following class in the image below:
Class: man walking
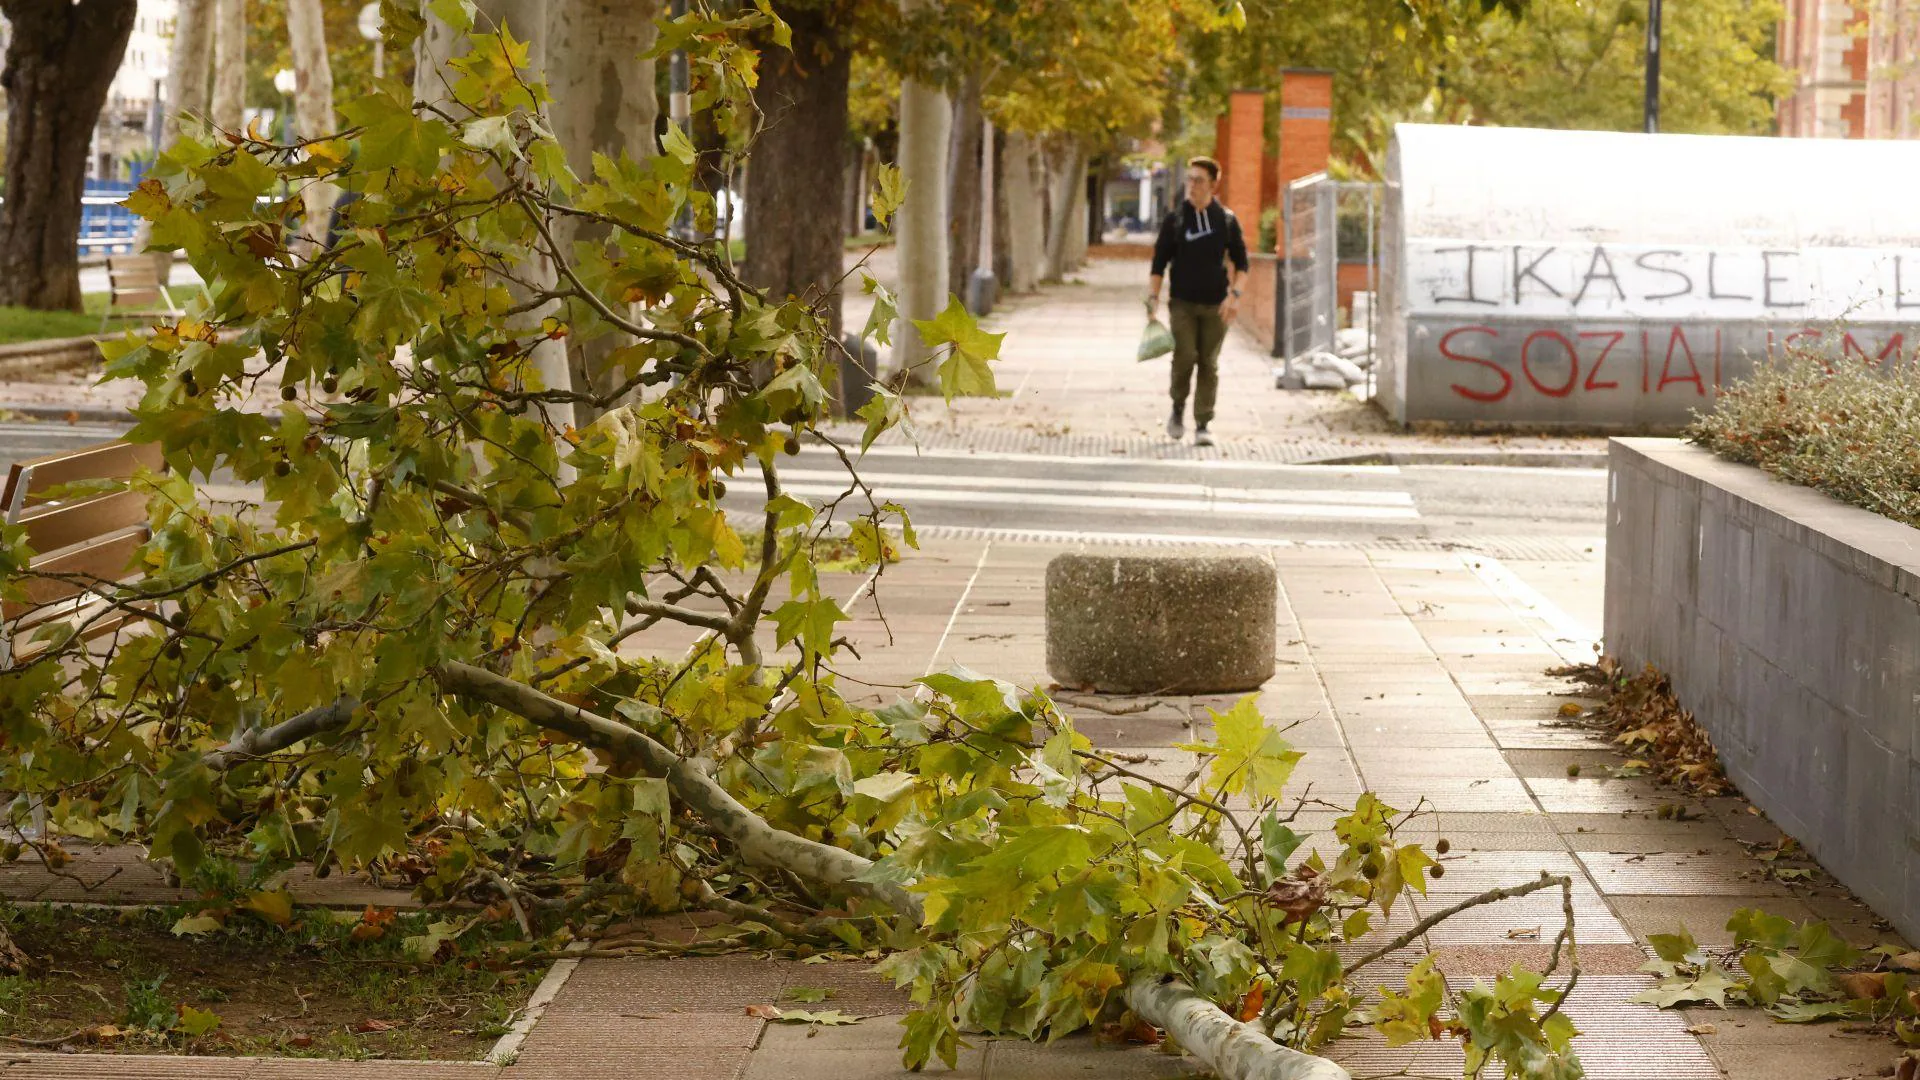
[1148,157,1249,447]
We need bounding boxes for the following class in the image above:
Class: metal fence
[0,179,142,256]
[1278,174,1383,395]
[79,179,139,254]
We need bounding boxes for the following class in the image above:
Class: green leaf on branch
[870,163,906,229]
[913,297,1003,400]
[771,597,847,656]
[860,275,898,349]
[1182,696,1301,800]
[661,121,697,166]
[428,0,476,32]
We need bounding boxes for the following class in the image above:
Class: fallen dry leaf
[1551,662,1730,797]
[1264,873,1329,926]
[353,1019,398,1034]
[287,1035,315,1049]
[1891,952,1920,974]
[1236,981,1267,1022]
[1685,1023,1717,1035]
[746,1004,782,1020]
[1837,972,1888,1000]
[1558,702,1583,718]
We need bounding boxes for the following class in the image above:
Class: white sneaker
[1166,409,1184,440]
[1194,427,1215,447]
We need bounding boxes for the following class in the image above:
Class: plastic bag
[1138,314,1174,362]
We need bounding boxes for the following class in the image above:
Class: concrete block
[1607,439,1920,945]
[1044,554,1276,695]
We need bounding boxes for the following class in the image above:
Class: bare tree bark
[210,0,246,131]
[0,0,139,310]
[892,71,949,383]
[742,7,851,342]
[1042,137,1085,283]
[546,0,661,421]
[944,70,980,304]
[1001,129,1041,294]
[284,0,338,251]
[166,0,215,132]
[1126,977,1351,1080]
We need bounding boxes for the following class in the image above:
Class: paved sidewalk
[1,538,1902,1079]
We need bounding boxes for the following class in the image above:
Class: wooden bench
[1,440,164,667]
[98,254,187,333]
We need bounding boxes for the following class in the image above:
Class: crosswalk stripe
[799,442,1402,475]
[778,483,1420,520]
[775,468,1414,506]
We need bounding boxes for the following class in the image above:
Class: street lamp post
[1644,0,1662,133]
[358,3,384,81]
[273,67,297,144]
[670,0,692,239]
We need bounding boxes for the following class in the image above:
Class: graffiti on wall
[1398,241,1920,418]
[1428,322,1915,405]
[1408,241,1920,320]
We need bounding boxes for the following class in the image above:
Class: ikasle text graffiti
[1408,241,1920,321]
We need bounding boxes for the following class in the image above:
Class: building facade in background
[92,0,177,179]
[1779,0,1920,137]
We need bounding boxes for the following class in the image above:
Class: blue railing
[79,179,139,255]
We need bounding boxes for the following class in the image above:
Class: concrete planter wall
[1606,438,1920,941]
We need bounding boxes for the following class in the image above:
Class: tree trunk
[990,126,1011,289]
[743,8,850,346]
[1074,155,1100,266]
[1001,129,1041,294]
[165,0,214,132]
[0,0,139,310]
[133,0,211,252]
[892,73,949,383]
[944,70,980,304]
[210,0,246,131]
[1042,137,1083,283]
[546,0,660,420]
[843,140,865,239]
[284,0,338,251]
[417,0,577,461]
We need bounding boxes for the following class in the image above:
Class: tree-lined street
[0,1,1906,1078]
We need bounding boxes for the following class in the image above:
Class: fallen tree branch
[434,662,1357,1080]
[1128,975,1351,1080]
[202,696,360,770]
[432,661,919,916]
[1344,873,1572,976]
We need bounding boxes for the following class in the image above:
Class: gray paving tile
[743,1023,984,1080]
[1611,894,1819,947]
[1578,852,1789,897]
[985,1038,1198,1080]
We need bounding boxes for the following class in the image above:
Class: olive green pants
[1168,299,1226,427]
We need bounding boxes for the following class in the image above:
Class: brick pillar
[1213,113,1233,189]
[1277,69,1334,191]
[1219,89,1266,234]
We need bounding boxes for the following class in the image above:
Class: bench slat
[3,528,147,620]
[3,442,163,515]
[20,489,149,555]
